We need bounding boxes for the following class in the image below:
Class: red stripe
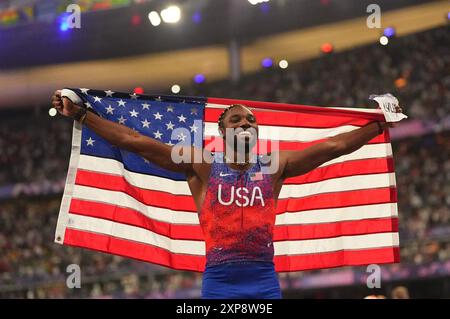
[274,247,400,272]
[207,97,385,121]
[203,134,388,152]
[75,170,197,212]
[276,187,397,213]
[68,198,396,242]
[69,198,204,240]
[273,218,398,241]
[64,228,206,272]
[205,107,376,128]
[63,229,398,272]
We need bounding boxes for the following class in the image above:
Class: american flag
[55,88,400,272]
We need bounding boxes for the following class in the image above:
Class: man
[51,90,402,299]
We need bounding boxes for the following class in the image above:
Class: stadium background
[0,0,449,298]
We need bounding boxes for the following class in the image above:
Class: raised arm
[279,120,391,179]
[51,90,196,174]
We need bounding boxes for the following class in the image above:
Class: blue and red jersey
[199,153,277,267]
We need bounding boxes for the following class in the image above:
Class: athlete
[51,90,402,299]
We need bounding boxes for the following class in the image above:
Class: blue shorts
[201,261,282,299]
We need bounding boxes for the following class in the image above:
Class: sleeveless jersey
[199,152,277,267]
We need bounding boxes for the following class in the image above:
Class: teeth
[238,131,252,137]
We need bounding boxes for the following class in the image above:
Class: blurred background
[0,0,449,299]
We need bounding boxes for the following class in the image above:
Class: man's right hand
[51,90,80,118]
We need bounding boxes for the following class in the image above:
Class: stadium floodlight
[161,5,181,24]
[192,12,202,24]
[171,85,181,94]
[262,58,273,68]
[49,108,57,117]
[321,43,334,54]
[279,60,289,69]
[148,11,161,26]
[379,36,389,46]
[194,74,206,84]
[58,13,70,32]
[383,27,396,38]
[248,0,270,5]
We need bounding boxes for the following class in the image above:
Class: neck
[223,149,254,169]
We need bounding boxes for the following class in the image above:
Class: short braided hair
[217,104,246,128]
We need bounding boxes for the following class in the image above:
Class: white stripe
[205,103,229,110]
[318,143,392,167]
[78,155,191,194]
[329,107,383,114]
[206,103,383,115]
[279,172,396,199]
[205,122,360,142]
[77,143,391,196]
[275,203,398,225]
[273,232,399,256]
[72,185,199,224]
[67,213,397,256]
[67,213,205,255]
[55,122,82,245]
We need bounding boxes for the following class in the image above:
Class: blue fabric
[71,88,206,181]
[201,261,282,299]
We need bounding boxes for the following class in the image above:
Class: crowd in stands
[0,26,449,298]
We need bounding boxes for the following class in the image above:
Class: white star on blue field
[73,88,206,180]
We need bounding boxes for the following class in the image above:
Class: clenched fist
[51,90,81,118]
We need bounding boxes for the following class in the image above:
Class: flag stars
[86,137,95,146]
[105,105,115,114]
[166,121,175,130]
[177,133,187,142]
[118,116,127,124]
[85,102,92,109]
[93,96,103,103]
[153,130,163,139]
[80,88,89,94]
[153,112,163,120]
[190,108,198,115]
[118,99,126,107]
[167,105,174,112]
[129,109,139,117]
[105,90,114,97]
[142,103,150,110]
[130,93,139,100]
[166,141,175,146]
[190,123,199,133]
[177,114,187,123]
[141,119,151,128]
